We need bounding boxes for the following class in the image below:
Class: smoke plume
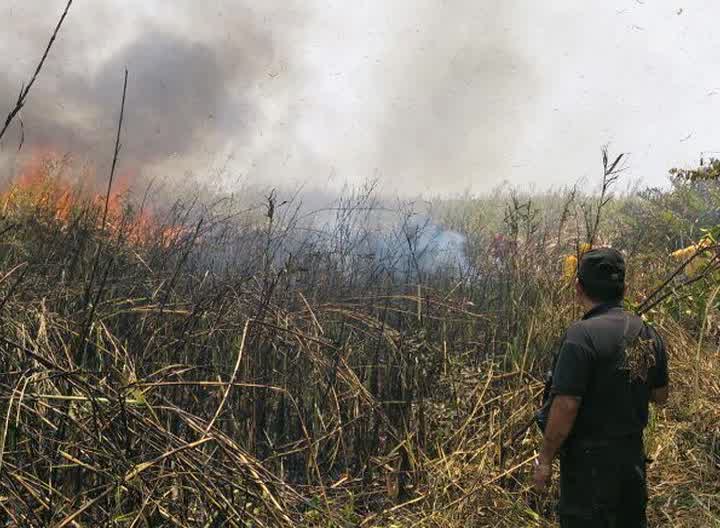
[0,1,535,194]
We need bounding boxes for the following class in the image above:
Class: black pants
[558,437,647,527]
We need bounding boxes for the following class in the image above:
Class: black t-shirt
[551,304,669,444]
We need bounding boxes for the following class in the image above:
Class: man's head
[575,247,625,305]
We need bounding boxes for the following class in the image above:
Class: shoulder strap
[622,313,645,345]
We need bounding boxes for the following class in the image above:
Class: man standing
[533,248,670,527]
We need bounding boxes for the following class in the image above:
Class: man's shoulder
[564,320,590,345]
[581,308,640,329]
[566,309,644,343]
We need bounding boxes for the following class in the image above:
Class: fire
[2,151,185,247]
[2,150,74,221]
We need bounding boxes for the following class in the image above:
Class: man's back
[549,303,669,527]
[533,247,670,527]
[552,304,669,447]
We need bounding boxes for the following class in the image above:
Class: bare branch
[588,146,625,246]
[101,69,129,232]
[0,0,74,144]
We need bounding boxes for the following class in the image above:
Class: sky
[1,1,719,196]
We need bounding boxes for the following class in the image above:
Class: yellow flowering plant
[562,243,593,282]
[670,235,715,277]
[562,254,578,282]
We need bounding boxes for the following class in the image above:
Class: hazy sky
[1,1,718,195]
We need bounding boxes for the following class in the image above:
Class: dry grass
[643,317,720,527]
[0,159,718,526]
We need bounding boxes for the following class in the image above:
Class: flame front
[2,151,184,247]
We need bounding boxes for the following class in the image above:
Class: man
[533,248,670,527]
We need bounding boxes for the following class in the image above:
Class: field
[0,150,718,527]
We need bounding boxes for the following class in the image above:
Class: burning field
[1,151,188,248]
[1,2,720,527]
[0,147,718,527]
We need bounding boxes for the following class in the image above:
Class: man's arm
[538,395,581,465]
[533,333,590,491]
[533,394,580,492]
[543,335,591,457]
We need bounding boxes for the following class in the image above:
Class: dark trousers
[558,436,647,528]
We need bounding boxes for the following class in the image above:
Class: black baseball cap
[578,247,625,285]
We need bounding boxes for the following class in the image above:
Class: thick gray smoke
[0,1,283,176]
[0,1,534,193]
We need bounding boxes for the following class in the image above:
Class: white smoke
[371,215,468,277]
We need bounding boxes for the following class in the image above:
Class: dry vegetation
[1,7,719,524]
[0,150,718,527]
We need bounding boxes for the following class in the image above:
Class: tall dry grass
[0,156,718,526]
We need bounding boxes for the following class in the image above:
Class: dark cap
[578,247,625,285]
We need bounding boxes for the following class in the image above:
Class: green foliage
[617,175,720,253]
[670,157,720,183]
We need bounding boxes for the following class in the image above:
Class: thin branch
[638,255,720,315]
[0,0,74,144]
[77,69,128,362]
[588,147,625,246]
[17,118,25,152]
[636,244,719,313]
[101,69,129,232]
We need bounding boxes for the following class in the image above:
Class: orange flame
[2,152,184,247]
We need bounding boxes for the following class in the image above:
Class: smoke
[370,2,536,193]
[283,192,470,279]
[0,1,285,178]
[0,1,535,194]
[93,29,267,164]
[373,216,469,277]
[243,1,538,195]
